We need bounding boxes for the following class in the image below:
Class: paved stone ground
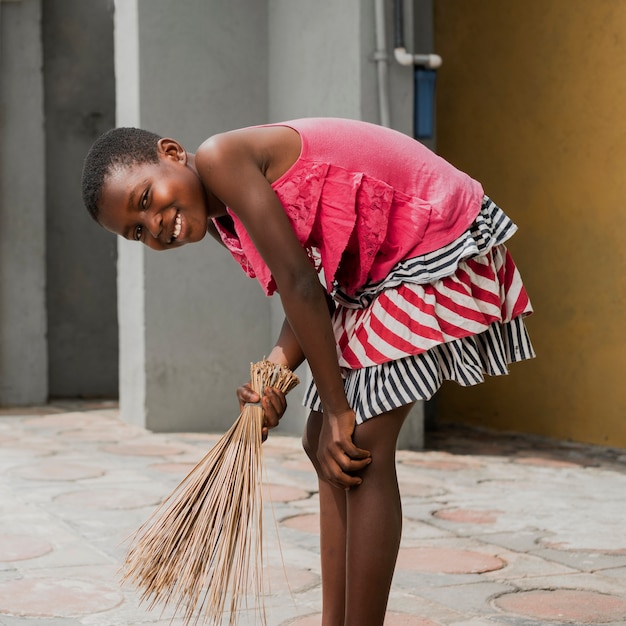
[1,401,626,625]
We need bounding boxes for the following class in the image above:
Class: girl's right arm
[196,129,371,490]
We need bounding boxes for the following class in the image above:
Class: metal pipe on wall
[373,0,391,128]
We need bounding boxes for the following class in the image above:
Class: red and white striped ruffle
[333,245,532,369]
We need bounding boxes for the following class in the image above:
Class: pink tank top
[212,118,483,296]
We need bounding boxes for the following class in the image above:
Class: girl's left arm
[196,130,371,490]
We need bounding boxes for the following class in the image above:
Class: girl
[82,117,534,625]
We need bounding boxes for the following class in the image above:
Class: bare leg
[303,411,347,626]
[303,404,413,626]
[344,404,413,626]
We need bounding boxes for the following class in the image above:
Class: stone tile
[9,462,106,482]
[281,513,320,534]
[396,547,506,575]
[0,534,53,562]
[264,483,312,503]
[53,487,163,510]
[400,481,448,498]
[264,564,319,594]
[493,588,626,623]
[476,530,545,553]
[149,461,197,475]
[433,509,503,525]
[1,410,626,626]
[0,577,123,618]
[21,412,115,429]
[531,547,626,573]
[101,442,187,457]
[481,550,578,581]
[401,457,484,472]
[509,571,626,596]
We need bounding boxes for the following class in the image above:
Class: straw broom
[123,360,299,626]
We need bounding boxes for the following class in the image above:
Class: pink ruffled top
[212,118,484,297]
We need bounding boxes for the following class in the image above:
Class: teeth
[173,214,182,239]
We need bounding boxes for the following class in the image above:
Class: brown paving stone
[54,487,163,509]
[0,577,123,617]
[281,513,320,534]
[22,413,112,428]
[58,426,142,443]
[384,615,441,626]
[261,443,296,457]
[396,547,506,574]
[0,406,63,417]
[287,613,440,625]
[150,461,197,475]
[0,534,53,561]
[513,455,581,468]
[263,483,311,503]
[264,564,318,592]
[400,482,447,498]
[540,540,626,555]
[281,459,317,474]
[286,615,321,626]
[102,442,186,456]
[494,588,626,623]
[11,462,105,481]
[401,458,483,471]
[433,508,502,524]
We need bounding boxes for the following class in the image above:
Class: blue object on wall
[414,68,437,139]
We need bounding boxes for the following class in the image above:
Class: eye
[134,225,143,241]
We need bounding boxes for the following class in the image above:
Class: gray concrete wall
[115,0,271,431]
[43,0,118,399]
[0,0,47,405]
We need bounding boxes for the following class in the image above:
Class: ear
[157,138,187,165]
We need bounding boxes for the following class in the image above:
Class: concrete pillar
[114,0,270,432]
[0,0,47,405]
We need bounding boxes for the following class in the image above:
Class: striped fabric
[303,197,535,423]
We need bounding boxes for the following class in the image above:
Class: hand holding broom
[123,360,299,626]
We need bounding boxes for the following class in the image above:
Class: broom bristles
[123,360,299,626]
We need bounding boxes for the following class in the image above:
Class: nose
[145,211,162,239]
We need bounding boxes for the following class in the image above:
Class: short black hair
[81,127,162,222]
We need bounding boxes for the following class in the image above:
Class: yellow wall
[433,1,626,446]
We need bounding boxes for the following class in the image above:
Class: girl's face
[97,141,211,251]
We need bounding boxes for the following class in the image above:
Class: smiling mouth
[170,212,182,243]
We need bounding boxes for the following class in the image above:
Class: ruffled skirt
[303,196,535,423]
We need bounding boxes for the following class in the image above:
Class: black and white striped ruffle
[303,315,535,423]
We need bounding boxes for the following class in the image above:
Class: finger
[343,440,371,461]
[264,388,287,415]
[333,449,372,475]
[329,468,363,491]
[237,384,260,406]
[321,455,366,491]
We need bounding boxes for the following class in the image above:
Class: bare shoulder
[196,125,301,184]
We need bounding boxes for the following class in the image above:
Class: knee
[302,410,322,468]
[301,427,316,464]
